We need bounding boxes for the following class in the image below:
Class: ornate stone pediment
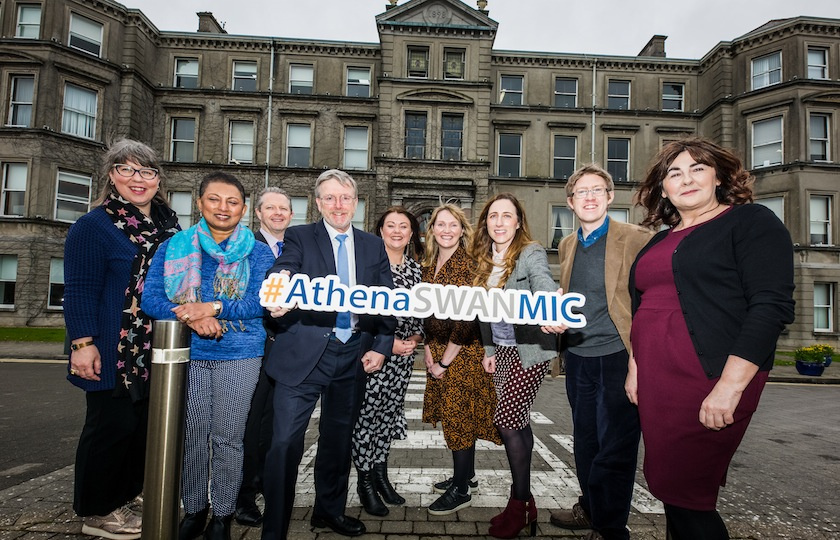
[803,91,840,106]
[377,0,497,33]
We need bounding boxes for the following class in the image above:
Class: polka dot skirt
[492,345,549,430]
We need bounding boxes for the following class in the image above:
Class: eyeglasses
[319,194,356,206]
[572,187,610,199]
[113,164,159,180]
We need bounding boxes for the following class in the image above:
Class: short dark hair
[374,206,425,260]
[199,171,246,201]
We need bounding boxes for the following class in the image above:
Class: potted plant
[793,344,834,376]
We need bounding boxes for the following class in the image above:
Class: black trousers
[74,390,147,516]
[261,334,365,540]
[237,363,275,506]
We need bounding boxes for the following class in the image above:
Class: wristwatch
[212,301,222,317]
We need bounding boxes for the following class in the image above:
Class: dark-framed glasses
[573,187,610,199]
[113,164,159,180]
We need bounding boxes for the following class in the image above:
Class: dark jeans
[74,390,147,516]
[565,349,641,540]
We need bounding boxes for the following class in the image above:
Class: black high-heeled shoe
[372,462,405,505]
[203,513,232,540]
[357,470,388,516]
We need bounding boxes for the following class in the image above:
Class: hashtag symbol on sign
[261,274,286,306]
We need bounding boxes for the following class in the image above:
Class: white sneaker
[81,505,142,539]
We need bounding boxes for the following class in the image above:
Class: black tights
[452,445,476,492]
[664,503,729,540]
[498,424,534,501]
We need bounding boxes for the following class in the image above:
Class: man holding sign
[261,170,395,540]
[551,164,653,540]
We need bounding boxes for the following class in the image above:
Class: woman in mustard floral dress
[422,204,501,516]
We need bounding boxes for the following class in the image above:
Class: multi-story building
[0,0,838,349]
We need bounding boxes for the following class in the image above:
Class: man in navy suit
[261,169,395,540]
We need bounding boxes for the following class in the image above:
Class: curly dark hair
[636,137,754,228]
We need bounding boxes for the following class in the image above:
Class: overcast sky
[129,0,840,59]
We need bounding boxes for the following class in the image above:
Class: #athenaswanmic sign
[260,273,587,328]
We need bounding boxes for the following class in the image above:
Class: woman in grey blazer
[472,193,559,539]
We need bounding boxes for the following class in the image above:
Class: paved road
[0,360,838,538]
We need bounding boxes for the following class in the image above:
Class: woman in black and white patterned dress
[352,206,425,516]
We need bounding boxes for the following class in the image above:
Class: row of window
[8,77,97,138]
[0,255,63,309]
[752,48,831,90]
[15,5,103,56]
[0,162,368,229]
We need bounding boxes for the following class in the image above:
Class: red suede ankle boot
[488,495,537,538]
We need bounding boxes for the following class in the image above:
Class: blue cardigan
[142,234,274,361]
[64,208,140,391]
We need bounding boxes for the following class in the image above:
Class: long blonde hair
[471,193,535,288]
[422,204,473,268]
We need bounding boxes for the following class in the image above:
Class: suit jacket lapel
[315,220,337,274]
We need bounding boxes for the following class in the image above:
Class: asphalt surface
[1,341,838,539]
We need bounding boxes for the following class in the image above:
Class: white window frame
[500,75,524,106]
[807,47,829,80]
[290,196,308,227]
[752,116,783,168]
[0,255,17,308]
[174,58,199,89]
[61,83,97,140]
[553,135,576,180]
[809,113,830,162]
[554,77,577,108]
[756,196,784,223]
[286,124,311,167]
[343,126,369,170]
[229,120,255,164]
[48,257,64,310]
[232,61,257,91]
[68,13,103,57]
[814,282,834,333]
[662,82,684,111]
[169,191,193,228]
[751,52,782,90]
[54,170,90,223]
[352,199,366,231]
[16,4,41,39]
[810,194,832,246]
[2,163,27,216]
[498,133,522,177]
[607,137,630,182]
[289,64,314,94]
[171,118,196,162]
[346,67,371,97]
[607,80,630,110]
[8,75,34,127]
[551,206,575,249]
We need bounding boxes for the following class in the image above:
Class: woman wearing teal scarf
[142,172,274,540]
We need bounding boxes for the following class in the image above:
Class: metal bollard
[142,320,191,540]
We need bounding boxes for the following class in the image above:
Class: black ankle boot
[179,507,209,540]
[372,462,405,505]
[357,469,388,516]
[203,513,232,540]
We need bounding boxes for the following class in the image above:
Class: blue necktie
[335,234,352,342]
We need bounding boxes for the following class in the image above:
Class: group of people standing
[63,135,794,540]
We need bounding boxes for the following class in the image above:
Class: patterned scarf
[106,194,180,402]
[163,217,254,311]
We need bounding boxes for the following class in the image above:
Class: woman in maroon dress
[627,138,794,540]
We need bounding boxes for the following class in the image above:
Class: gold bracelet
[70,340,95,351]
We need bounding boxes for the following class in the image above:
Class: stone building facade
[0,0,838,349]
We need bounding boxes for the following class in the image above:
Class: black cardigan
[630,204,795,379]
